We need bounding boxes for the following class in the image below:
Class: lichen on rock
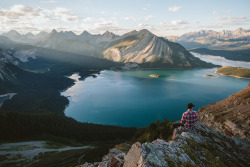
[81,121,249,167]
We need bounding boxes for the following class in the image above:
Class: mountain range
[166,28,250,50]
[34,29,215,68]
[0,28,249,167]
[1,30,48,44]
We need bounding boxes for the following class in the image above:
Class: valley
[0,27,249,167]
[0,0,249,166]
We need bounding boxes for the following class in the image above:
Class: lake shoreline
[215,70,250,79]
[62,68,249,127]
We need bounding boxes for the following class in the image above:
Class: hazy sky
[0,0,249,36]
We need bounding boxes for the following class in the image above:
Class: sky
[0,0,249,36]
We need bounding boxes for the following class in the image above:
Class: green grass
[113,40,137,49]
[216,66,250,78]
[165,157,176,167]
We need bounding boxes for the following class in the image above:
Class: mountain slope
[0,49,73,94]
[199,83,250,139]
[104,29,215,68]
[0,49,21,93]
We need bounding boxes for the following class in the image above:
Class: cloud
[142,8,147,11]
[124,17,137,21]
[83,17,95,22]
[215,16,248,22]
[168,6,182,12]
[0,5,81,22]
[84,18,128,35]
[0,5,82,33]
[213,16,249,26]
[144,15,153,21]
[40,0,58,3]
[136,24,156,32]
[171,20,189,25]
[212,10,232,15]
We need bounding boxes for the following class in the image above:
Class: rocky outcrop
[81,148,126,167]
[81,122,249,167]
[199,84,250,140]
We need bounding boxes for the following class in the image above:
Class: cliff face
[198,84,250,140]
[81,122,249,167]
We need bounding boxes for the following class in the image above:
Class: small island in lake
[203,74,217,78]
[216,66,250,78]
[149,74,160,78]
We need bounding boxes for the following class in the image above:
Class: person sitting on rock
[172,103,198,140]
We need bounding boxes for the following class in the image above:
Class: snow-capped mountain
[165,28,250,49]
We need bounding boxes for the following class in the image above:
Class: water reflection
[191,52,250,68]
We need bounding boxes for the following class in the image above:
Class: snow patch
[13,49,37,62]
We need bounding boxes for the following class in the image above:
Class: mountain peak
[103,30,112,35]
[236,27,244,33]
[51,29,58,34]
[138,29,152,35]
[102,31,117,37]
[6,30,21,36]
[79,30,93,41]
[25,32,35,38]
[81,30,91,36]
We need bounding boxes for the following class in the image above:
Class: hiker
[172,103,198,140]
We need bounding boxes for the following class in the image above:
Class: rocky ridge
[81,122,249,167]
[199,83,250,140]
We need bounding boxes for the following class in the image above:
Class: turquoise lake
[62,68,250,127]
